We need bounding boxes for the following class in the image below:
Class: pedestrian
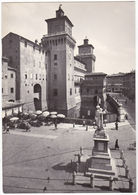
[43,186,47,192]
[54,119,57,129]
[115,139,119,150]
[125,113,128,120]
[47,176,50,183]
[115,121,118,130]
[6,125,10,134]
[75,162,79,173]
[78,154,81,164]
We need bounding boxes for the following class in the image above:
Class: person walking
[115,139,119,150]
[54,119,57,129]
[6,125,10,134]
[115,121,118,130]
[125,113,128,120]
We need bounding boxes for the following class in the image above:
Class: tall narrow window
[10,88,14,93]
[54,74,57,80]
[70,88,72,95]
[11,73,13,78]
[36,74,38,80]
[25,41,27,47]
[54,54,57,60]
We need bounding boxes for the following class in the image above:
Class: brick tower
[77,38,96,73]
[41,6,76,116]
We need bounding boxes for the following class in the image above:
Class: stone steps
[88,168,116,175]
[85,172,118,180]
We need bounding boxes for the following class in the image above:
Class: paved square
[3,120,136,193]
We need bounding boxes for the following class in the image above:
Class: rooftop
[3,32,44,50]
[2,100,24,110]
[74,56,86,65]
[85,72,107,76]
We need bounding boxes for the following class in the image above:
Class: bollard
[125,165,129,178]
[120,150,124,159]
[109,176,113,191]
[86,125,88,131]
[90,174,94,188]
[73,123,75,128]
[72,171,76,185]
[129,178,134,192]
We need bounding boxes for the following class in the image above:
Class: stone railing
[106,94,125,122]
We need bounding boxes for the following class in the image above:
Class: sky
[1,1,136,74]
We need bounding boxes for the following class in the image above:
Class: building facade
[106,71,135,102]
[81,72,107,119]
[122,71,135,100]
[2,33,47,112]
[2,57,24,118]
[41,7,94,117]
[2,6,96,117]
[74,57,87,118]
[2,57,16,102]
[106,73,124,93]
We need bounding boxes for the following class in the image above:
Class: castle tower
[77,38,96,73]
[41,6,76,116]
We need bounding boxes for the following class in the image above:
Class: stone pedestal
[89,129,117,178]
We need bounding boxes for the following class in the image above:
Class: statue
[59,4,62,9]
[95,105,105,130]
[95,105,101,130]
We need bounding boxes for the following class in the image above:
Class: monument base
[89,148,117,177]
[87,129,118,179]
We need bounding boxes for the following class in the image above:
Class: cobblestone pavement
[2,116,136,193]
